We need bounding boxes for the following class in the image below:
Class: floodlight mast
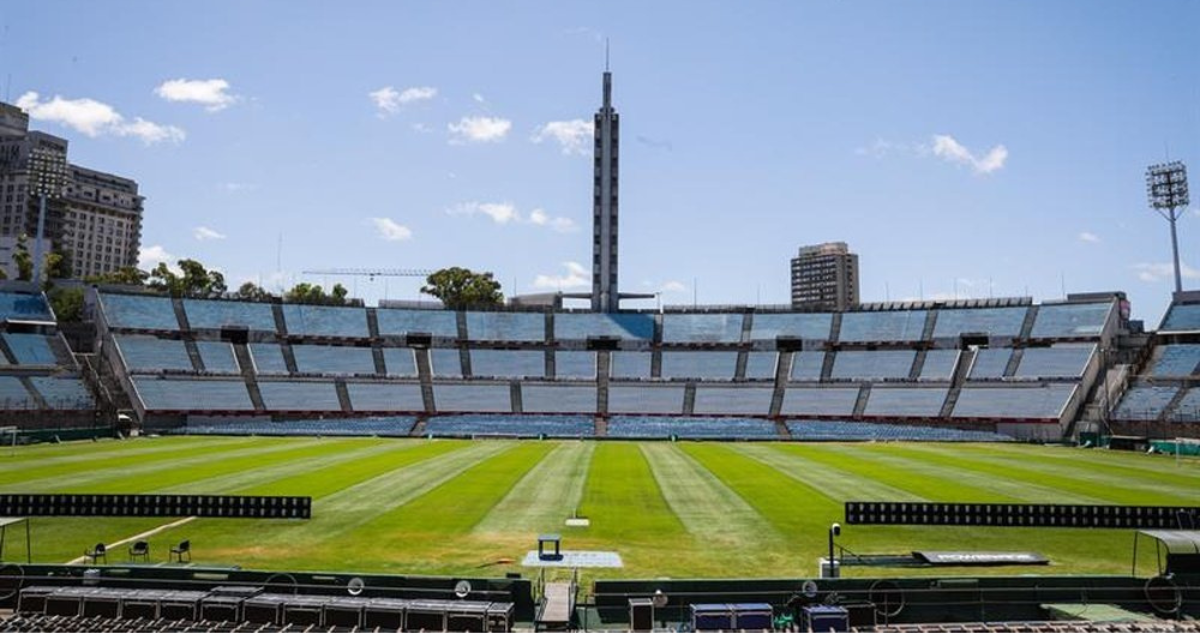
[1146,161,1191,295]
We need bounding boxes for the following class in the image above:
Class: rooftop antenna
[605,39,610,72]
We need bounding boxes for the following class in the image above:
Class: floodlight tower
[29,146,68,285]
[1146,161,1190,294]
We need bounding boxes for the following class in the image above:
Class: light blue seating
[660,351,737,380]
[839,310,927,342]
[430,348,463,377]
[0,291,53,321]
[1160,303,1200,332]
[662,314,744,343]
[786,420,1013,442]
[258,381,341,411]
[184,416,416,437]
[1149,345,1200,377]
[0,376,34,409]
[608,385,685,414]
[425,414,594,438]
[282,304,368,338]
[382,348,417,377]
[1112,383,1180,421]
[863,387,948,417]
[1015,345,1094,379]
[3,333,57,365]
[377,308,459,338]
[471,349,544,378]
[1168,388,1200,423]
[1030,302,1111,338]
[346,383,424,411]
[968,349,1012,379]
[29,377,94,409]
[466,312,544,342]
[919,350,959,380]
[196,341,239,373]
[184,299,277,332]
[555,351,596,379]
[780,387,860,416]
[744,352,778,380]
[554,313,654,341]
[116,336,193,372]
[749,313,833,341]
[611,351,652,379]
[932,307,1027,339]
[248,343,289,375]
[789,352,825,381]
[607,416,777,439]
[521,384,598,413]
[433,384,511,412]
[693,386,773,414]
[953,384,1076,418]
[134,378,254,411]
[101,294,178,331]
[831,350,915,380]
[292,344,376,375]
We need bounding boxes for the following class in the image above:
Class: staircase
[233,344,266,412]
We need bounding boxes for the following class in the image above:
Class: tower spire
[592,63,619,312]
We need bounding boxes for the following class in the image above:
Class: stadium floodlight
[29,147,68,286]
[1146,161,1191,294]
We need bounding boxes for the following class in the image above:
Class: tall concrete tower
[591,69,620,312]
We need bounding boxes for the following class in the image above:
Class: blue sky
[3,1,1197,324]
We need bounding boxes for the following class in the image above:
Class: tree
[11,235,69,286]
[47,248,72,281]
[234,281,274,302]
[13,234,31,282]
[420,267,503,309]
[47,286,84,322]
[147,259,226,298]
[283,282,349,305]
[86,266,150,286]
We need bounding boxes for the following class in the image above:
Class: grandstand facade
[71,288,1129,441]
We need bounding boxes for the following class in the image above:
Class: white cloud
[931,134,1008,175]
[472,93,487,104]
[532,119,594,155]
[449,202,576,232]
[155,78,238,111]
[16,91,184,144]
[193,226,226,241]
[528,208,578,233]
[448,201,518,224]
[660,280,687,293]
[533,261,590,289]
[217,182,257,193]
[855,138,901,159]
[1133,262,1200,283]
[369,85,437,117]
[369,217,414,241]
[138,245,174,270]
[448,116,511,143]
[1078,231,1101,243]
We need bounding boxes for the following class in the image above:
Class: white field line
[473,441,594,534]
[641,443,786,549]
[64,516,195,565]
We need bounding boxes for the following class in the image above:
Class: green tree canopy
[147,259,226,298]
[420,267,503,309]
[85,266,150,286]
[234,281,275,302]
[283,282,349,306]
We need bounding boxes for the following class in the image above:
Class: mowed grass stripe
[156,438,409,495]
[642,443,785,550]
[878,443,1195,505]
[966,442,1200,482]
[0,436,268,488]
[735,444,926,502]
[817,444,1105,504]
[0,436,257,469]
[902,443,1200,501]
[4,438,330,493]
[473,441,594,535]
[578,443,686,544]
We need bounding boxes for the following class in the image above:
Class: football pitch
[2,436,1197,583]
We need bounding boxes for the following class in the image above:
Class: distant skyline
[2,1,1197,324]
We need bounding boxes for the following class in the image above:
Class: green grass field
[2,436,1197,584]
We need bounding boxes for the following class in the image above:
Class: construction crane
[301,268,434,281]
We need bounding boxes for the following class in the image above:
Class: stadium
[2,53,1200,633]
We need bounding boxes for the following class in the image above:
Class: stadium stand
[184,415,415,436]
[88,291,1120,440]
[606,415,777,439]
[425,414,593,437]
[1160,302,1200,332]
[0,290,54,321]
[3,333,58,365]
[0,375,37,408]
[1112,382,1180,421]
[1148,344,1200,377]
[787,420,1014,441]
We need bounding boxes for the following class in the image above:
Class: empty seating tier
[554,351,596,379]
[781,387,860,416]
[553,313,654,341]
[184,416,416,436]
[258,381,341,411]
[786,420,1014,442]
[425,414,593,437]
[0,291,53,321]
[116,336,193,373]
[918,350,959,380]
[282,304,368,338]
[606,416,777,439]
[1029,302,1111,338]
[660,351,738,380]
[346,382,424,411]
[1149,344,1200,377]
[3,333,58,365]
[953,384,1076,419]
[183,298,277,332]
[465,311,544,341]
[30,377,95,409]
[100,294,178,331]
[0,376,35,408]
[831,350,915,380]
[522,384,597,413]
[693,386,773,414]
[744,352,778,380]
[376,307,459,338]
[1160,302,1200,332]
[432,384,511,413]
[661,313,744,343]
[1112,382,1180,421]
[134,378,254,411]
[292,344,375,375]
[1015,345,1094,379]
[839,310,927,342]
[931,306,1027,339]
[789,352,826,381]
[471,349,544,378]
[864,387,949,417]
[749,312,832,341]
[608,385,686,414]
